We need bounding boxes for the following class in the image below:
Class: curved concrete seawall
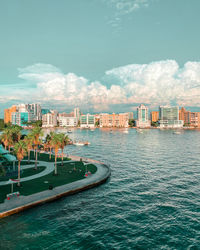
[0,157,111,219]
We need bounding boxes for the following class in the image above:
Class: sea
[0,128,200,249]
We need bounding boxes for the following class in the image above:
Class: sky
[1,0,200,117]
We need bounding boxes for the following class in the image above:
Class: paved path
[0,160,77,186]
[0,158,111,216]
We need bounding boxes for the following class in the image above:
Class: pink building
[100,113,129,128]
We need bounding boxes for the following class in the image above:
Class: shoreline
[0,157,111,219]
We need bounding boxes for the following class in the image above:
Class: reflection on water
[1,128,200,249]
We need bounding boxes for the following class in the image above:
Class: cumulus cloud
[1,60,200,113]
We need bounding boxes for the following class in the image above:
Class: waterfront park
[0,125,108,218]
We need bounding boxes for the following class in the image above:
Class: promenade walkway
[0,160,77,186]
[0,159,111,217]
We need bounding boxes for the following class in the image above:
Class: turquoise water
[1,128,200,249]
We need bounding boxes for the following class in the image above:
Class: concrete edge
[0,161,111,219]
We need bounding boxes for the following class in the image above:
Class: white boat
[73,142,85,146]
[67,130,72,133]
[73,141,90,146]
[173,131,181,134]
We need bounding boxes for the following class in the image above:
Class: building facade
[74,107,81,121]
[58,113,78,127]
[80,114,95,128]
[179,107,200,128]
[136,104,151,128]
[42,110,58,127]
[4,105,17,124]
[99,113,129,128]
[159,106,183,128]
[151,111,159,123]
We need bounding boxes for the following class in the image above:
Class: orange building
[100,113,129,127]
[4,106,17,124]
[150,111,159,122]
[179,107,200,127]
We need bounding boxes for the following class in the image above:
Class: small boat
[67,130,72,133]
[136,129,143,134]
[73,142,85,146]
[173,131,181,134]
[73,141,90,146]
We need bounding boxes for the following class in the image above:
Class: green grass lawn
[0,166,45,182]
[24,151,71,162]
[0,162,97,204]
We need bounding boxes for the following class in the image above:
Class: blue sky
[1,0,200,116]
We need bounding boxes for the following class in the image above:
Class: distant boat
[136,129,143,134]
[173,131,181,134]
[123,129,129,134]
[73,141,90,146]
[67,130,72,133]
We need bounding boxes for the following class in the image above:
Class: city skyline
[1,0,200,116]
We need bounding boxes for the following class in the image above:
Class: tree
[59,133,69,166]
[129,119,135,127]
[24,134,33,163]
[45,132,54,160]
[14,140,27,186]
[30,126,43,170]
[11,125,22,143]
[51,133,61,175]
[0,128,13,151]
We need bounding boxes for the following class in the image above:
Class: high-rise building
[4,105,17,124]
[12,111,30,127]
[136,104,150,128]
[159,106,183,128]
[151,111,159,123]
[26,104,42,120]
[99,113,129,128]
[74,107,81,121]
[80,114,95,128]
[179,107,200,127]
[42,110,58,127]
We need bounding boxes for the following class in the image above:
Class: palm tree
[59,133,69,166]
[30,126,43,170]
[14,140,27,186]
[45,132,54,160]
[24,134,33,164]
[0,128,13,151]
[12,126,22,143]
[51,133,61,175]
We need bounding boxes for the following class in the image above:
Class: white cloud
[1,60,200,113]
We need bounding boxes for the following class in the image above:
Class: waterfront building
[151,111,159,123]
[12,111,30,127]
[42,110,58,127]
[179,107,200,128]
[74,107,81,121]
[58,113,78,127]
[179,107,190,126]
[80,114,95,128]
[26,104,42,121]
[136,104,151,128]
[5,103,42,125]
[4,105,17,124]
[159,106,183,128]
[99,113,129,128]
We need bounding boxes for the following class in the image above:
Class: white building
[136,104,151,128]
[42,110,58,127]
[74,107,81,121]
[80,114,95,128]
[159,106,183,128]
[58,114,78,127]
